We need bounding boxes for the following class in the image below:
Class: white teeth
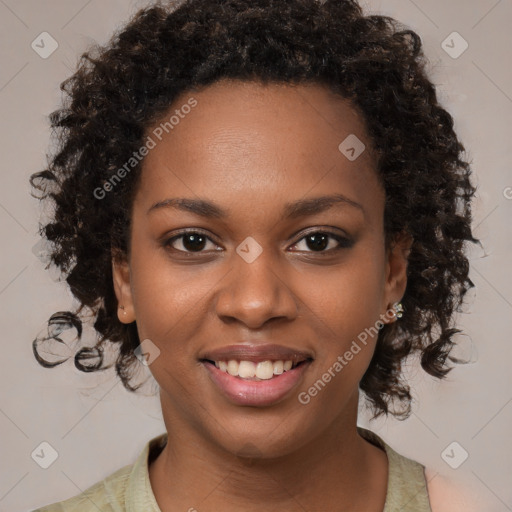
[256,360,274,380]
[238,361,256,378]
[273,360,284,375]
[214,359,297,379]
[227,360,239,376]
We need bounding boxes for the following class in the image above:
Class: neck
[149,392,388,512]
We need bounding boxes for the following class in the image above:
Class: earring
[391,302,404,320]
[119,305,126,315]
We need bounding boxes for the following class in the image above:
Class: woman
[31,0,478,510]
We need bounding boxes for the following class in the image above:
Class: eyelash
[163,228,353,255]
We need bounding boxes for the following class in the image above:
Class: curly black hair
[30,0,480,419]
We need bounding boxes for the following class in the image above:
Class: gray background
[0,0,511,511]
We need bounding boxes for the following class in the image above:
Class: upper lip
[200,344,314,364]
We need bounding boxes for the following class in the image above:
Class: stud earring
[391,301,404,320]
[119,305,126,315]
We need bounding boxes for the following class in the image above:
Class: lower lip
[202,360,312,407]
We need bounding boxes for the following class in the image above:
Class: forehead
[135,80,383,220]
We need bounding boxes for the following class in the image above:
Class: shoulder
[357,427,432,512]
[31,432,168,512]
[425,468,481,512]
[31,464,132,511]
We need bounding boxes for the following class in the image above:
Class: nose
[214,248,299,329]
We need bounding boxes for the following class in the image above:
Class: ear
[382,230,413,322]
[112,249,136,324]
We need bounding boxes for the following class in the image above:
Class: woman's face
[113,80,410,457]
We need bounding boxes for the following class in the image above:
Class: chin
[209,413,318,461]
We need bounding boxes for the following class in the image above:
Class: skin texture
[112,80,412,511]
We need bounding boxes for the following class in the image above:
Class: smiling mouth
[201,358,312,381]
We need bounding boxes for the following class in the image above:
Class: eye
[164,231,220,253]
[289,230,353,253]
[163,229,353,255]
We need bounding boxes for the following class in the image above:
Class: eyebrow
[147,193,364,219]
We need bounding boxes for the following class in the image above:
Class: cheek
[128,242,212,356]
[128,257,209,404]
[296,276,383,417]
[294,247,386,398]
[302,249,386,340]
[133,277,209,345]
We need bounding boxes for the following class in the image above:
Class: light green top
[32,427,431,512]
